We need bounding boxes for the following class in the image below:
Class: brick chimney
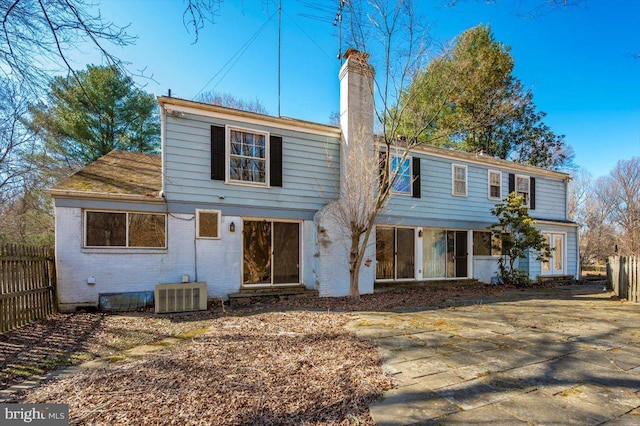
[339,48,375,193]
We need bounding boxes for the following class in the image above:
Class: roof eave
[49,188,165,203]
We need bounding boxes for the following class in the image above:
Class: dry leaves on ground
[0,310,230,389]
[21,311,393,425]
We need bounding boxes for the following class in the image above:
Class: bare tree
[321,0,433,296]
[197,90,269,114]
[568,167,619,264]
[324,125,384,295]
[0,80,38,204]
[328,0,528,295]
[567,166,592,222]
[580,196,616,264]
[1,0,134,92]
[597,157,640,256]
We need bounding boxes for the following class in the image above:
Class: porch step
[228,286,318,307]
[537,275,576,285]
[374,279,481,293]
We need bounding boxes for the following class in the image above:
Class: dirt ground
[1,283,512,424]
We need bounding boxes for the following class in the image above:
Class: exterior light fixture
[230,222,236,233]
[418,230,423,238]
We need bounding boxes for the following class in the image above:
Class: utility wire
[282,8,334,63]
[194,10,277,99]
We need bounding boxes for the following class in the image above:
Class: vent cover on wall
[155,282,208,314]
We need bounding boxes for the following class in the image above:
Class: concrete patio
[348,283,640,425]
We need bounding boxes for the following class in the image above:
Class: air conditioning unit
[155,282,208,314]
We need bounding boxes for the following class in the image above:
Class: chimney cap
[343,48,370,64]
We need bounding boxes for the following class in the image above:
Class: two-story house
[50,49,578,312]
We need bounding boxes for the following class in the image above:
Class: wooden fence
[0,244,57,333]
[608,256,639,303]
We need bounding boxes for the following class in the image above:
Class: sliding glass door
[243,220,300,286]
[376,226,415,280]
[423,229,468,279]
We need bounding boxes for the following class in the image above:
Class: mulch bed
[2,283,511,424]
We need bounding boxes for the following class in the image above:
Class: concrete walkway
[348,284,640,425]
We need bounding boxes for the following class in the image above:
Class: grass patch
[176,327,210,340]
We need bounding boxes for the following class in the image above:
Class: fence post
[48,247,58,314]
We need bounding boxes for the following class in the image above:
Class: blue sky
[75,0,640,178]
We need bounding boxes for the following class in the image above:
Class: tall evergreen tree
[398,24,572,170]
[29,65,160,166]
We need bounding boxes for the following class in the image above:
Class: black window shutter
[211,125,225,181]
[270,135,283,187]
[530,177,536,210]
[379,151,388,193]
[508,173,515,194]
[412,157,421,198]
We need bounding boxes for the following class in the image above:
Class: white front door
[541,233,565,275]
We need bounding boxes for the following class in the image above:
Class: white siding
[163,113,340,211]
[383,154,569,227]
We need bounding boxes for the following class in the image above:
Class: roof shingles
[51,150,162,199]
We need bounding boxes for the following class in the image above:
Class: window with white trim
[228,127,268,185]
[516,175,530,207]
[390,155,412,195]
[488,170,502,200]
[196,209,221,239]
[85,211,166,248]
[452,164,467,197]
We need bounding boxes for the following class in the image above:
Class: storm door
[243,220,300,286]
[446,231,468,278]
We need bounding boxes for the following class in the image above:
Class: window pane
[243,221,271,284]
[273,222,300,284]
[423,229,446,278]
[391,156,411,194]
[489,172,501,198]
[490,186,500,198]
[376,227,395,279]
[129,214,166,247]
[229,157,266,183]
[491,233,503,256]
[473,231,491,256]
[554,235,563,272]
[490,172,500,185]
[454,166,466,195]
[393,174,411,193]
[542,234,551,272]
[396,228,415,279]
[198,211,219,238]
[516,176,529,192]
[229,129,268,184]
[86,212,126,247]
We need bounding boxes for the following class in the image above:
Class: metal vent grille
[155,282,207,313]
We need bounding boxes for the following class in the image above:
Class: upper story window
[516,175,530,207]
[211,125,282,187]
[85,210,166,248]
[452,164,467,197]
[228,127,268,185]
[390,155,412,195]
[488,170,502,200]
[196,209,220,239]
